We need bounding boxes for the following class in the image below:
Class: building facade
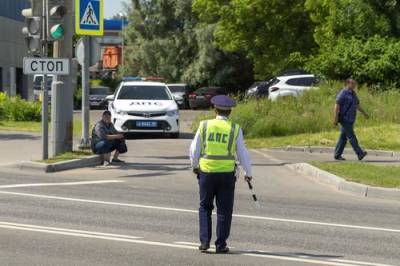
[0,0,32,99]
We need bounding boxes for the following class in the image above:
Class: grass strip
[312,162,400,188]
[0,119,93,139]
[245,124,400,151]
[40,151,93,164]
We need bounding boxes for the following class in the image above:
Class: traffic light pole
[41,0,49,160]
[51,0,75,156]
[79,36,91,149]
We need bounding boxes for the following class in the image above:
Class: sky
[104,0,127,18]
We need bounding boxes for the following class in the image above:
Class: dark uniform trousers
[198,171,236,249]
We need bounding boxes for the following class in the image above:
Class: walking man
[190,95,253,253]
[334,79,369,161]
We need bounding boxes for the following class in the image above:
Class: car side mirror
[174,95,183,102]
[106,95,115,101]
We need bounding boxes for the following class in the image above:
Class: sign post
[75,0,104,149]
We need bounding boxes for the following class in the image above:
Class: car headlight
[115,109,127,116]
[167,110,179,117]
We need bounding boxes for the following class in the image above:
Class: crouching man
[91,111,127,165]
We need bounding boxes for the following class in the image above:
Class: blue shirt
[336,88,360,123]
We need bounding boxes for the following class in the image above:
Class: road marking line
[329,259,393,266]
[174,241,235,249]
[0,221,393,266]
[174,241,200,246]
[0,190,399,234]
[242,253,387,266]
[0,180,124,189]
[251,149,286,164]
[0,222,142,240]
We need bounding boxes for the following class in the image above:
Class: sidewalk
[257,148,400,166]
[0,131,41,165]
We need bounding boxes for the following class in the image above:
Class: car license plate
[136,121,158,128]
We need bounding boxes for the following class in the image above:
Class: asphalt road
[0,110,399,266]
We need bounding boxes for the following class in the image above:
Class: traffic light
[48,1,67,41]
[21,7,42,54]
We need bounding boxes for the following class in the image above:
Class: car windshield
[248,82,261,90]
[117,85,172,100]
[90,88,109,95]
[196,87,221,95]
[34,76,53,90]
[168,86,186,93]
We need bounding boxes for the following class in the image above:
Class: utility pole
[51,0,75,156]
[41,0,49,160]
[79,36,91,149]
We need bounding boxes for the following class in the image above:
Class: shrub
[0,92,6,120]
[0,93,41,122]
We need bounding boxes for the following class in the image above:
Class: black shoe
[216,247,229,254]
[334,156,346,161]
[112,158,125,163]
[358,151,368,161]
[198,244,210,252]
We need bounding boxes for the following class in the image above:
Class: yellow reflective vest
[199,119,240,173]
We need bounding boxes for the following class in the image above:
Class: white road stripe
[174,241,234,249]
[0,180,124,189]
[330,259,393,266]
[0,221,393,266]
[0,190,399,234]
[0,221,142,240]
[251,149,286,164]
[174,241,201,246]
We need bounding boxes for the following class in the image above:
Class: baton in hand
[247,180,261,208]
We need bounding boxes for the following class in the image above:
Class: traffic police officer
[190,95,253,253]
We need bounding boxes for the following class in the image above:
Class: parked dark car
[89,86,111,109]
[246,78,279,98]
[167,83,194,109]
[188,87,227,109]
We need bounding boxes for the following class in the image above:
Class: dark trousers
[335,121,363,158]
[198,172,236,249]
[93,139,127,155]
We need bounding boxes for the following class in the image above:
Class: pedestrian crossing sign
[75,0,104,36]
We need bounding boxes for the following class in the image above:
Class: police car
[107,79,180,138]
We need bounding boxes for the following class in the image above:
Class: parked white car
[268,74,318,101]
[33,74,54,101]
[107,80,180,138]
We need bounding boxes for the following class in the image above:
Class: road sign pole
[41,0,49,160]
[79,36,91,149]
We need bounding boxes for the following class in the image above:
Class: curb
[11,155,102,173]
[252,149,400,202]
[288,163,400,201]
[271,146,399,158]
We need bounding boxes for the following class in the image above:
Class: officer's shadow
[202,250,343,260]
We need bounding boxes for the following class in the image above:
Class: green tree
[193,0,316,79]
[122,0,198,82]
[122,0,253,90]
[305,0,390,46]
[305,0,400,86]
